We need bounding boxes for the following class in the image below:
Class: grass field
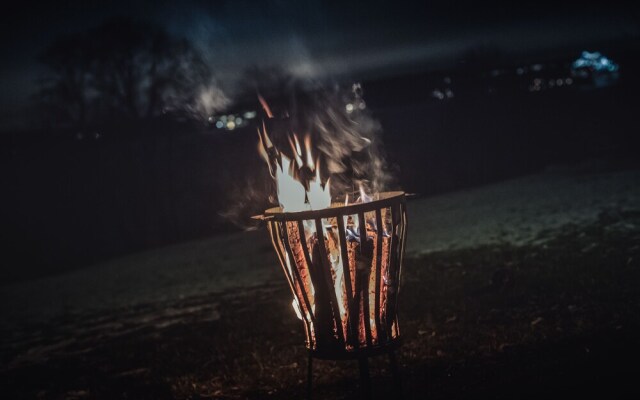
[3,206,639,399]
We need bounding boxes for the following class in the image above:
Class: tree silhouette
[37,31,93,127]
[36,17,214,129]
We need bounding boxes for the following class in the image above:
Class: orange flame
[304,134,314,170]
[258,120,331,212]
[289,135,304,168]
[258,94,274,118]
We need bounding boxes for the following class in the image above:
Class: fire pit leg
[358,357,372,399]
[307,353,313,399]
[388,350,402,395]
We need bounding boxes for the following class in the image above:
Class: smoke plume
[220,70,395,230]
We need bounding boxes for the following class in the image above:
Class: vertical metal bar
[384,206,395,335]
[361,271,373,347]
[336,216,355,301]
[307,352,313,400]
[297,220,316,282]
[336,215,357,347]
[358,357,372,399]
[314,218,346,344]
[398,202,408,294]
[386,204,401,336]
[357,212,367,251]
[357,212,373,347]
[388,350,402,395]
[282,222,317,327]
[270,221,313,345]
[374,208,385,343]
[267,222,296,296]
[269,221,296,295]
[394,201,408,337]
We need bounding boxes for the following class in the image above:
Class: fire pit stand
[262,191,408,398]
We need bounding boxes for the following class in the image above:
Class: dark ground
[2,208,640,399]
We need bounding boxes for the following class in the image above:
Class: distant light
[432,90,445,100]
[94,132,101,139]
[445,89,454,98]
[531,64,543,71]
[215,121,224,129]
[220,115,227,122]
[572,51,619,73]
[226,121,236,130]
[346,103,354,113]
[208,116,214,123]
[533,78,542,85]
[243,111,256,119]
[565,78,573,85]
[227,114,235,121]
[358,101,366,110]
[235,117,242,125]
[443,76,452,84]
[556,79,563,86]
[351,83,363,97]
[573,69,589,78]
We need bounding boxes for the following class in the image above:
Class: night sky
[1,0,638,130]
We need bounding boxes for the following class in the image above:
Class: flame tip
[258,94,274,118]
[257,123,332,211]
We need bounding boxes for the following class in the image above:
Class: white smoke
[280,80,394,199]
[183,83,231,122]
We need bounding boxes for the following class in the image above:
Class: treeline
[33,17,217,130]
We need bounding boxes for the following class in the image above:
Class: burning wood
[262,194,406,356]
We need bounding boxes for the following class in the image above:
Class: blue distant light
[572,51,619,73]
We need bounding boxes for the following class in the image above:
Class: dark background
[1,1,639,283]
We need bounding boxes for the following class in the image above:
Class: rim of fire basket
[261,191,406,222]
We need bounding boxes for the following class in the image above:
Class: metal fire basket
[263,191,407,396]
